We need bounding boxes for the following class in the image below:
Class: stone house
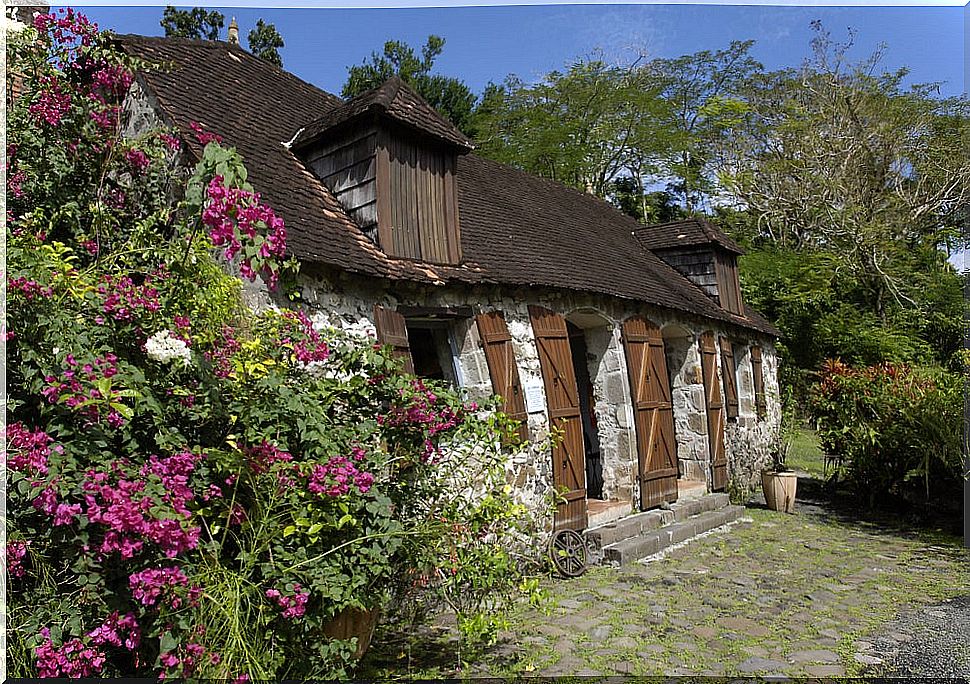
[120,35,782,533]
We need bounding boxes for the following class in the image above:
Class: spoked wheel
[549,529,588,578]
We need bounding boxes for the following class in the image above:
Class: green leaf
[110,402,134,420]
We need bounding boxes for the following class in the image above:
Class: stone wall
[246,267,782,529]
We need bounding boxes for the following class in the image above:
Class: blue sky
[59,3,965,98]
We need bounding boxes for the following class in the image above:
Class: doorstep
[586,499,632,528]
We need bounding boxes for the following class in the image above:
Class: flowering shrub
[6,11,541,680]
[811,359,963,504]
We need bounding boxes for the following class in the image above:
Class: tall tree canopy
[716,23,969,372]
[342,35,477,135]
[160,6,224,41]
[247,19,284,67]
[652,40,762,213]
[472,55,672,200]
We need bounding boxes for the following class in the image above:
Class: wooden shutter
[715,252,743,315]
[621,316,679,510]
[373,305,414,374]
[529,306,587,531]
[720,338,739,420]
[751,345,766,419]
[700,332,728,491]
[476,311,529,441]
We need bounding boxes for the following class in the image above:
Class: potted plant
[762,439,798,513]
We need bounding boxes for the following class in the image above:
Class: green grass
[785,427,827,478]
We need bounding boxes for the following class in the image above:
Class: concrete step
[601,505,744,565]
[585,492,731,550]
[586,508,672,549]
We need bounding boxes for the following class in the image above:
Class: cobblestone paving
[364,485,970,679]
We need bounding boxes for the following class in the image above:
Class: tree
[716,22,970,358]
[472,55,673,199]
[652,40,762,213]
[343,35,476,134]
[247,19,284,67]
[609,179,685,224]
[160,6,224,41]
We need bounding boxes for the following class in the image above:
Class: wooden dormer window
[714,251,743,315]
[632,219,746,316]
[375,129,461,264]
[292,76,471,266]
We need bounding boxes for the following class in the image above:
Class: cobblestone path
[364,483,970,678]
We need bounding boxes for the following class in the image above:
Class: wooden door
[720,338,739,420]
[374,305,414,374]
[751,345,767,419]
[700,331,727,491]
[529,306,587,531]
[622,316,679,510]
[476,311,529,441]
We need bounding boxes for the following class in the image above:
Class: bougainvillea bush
[811,358,963,505]
[5,11,542,679]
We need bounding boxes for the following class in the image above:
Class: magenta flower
[124,148,150,174]
[6,540,29,578]
[266,584,309,619]
[35,636,106,678]
[29,76,72,126]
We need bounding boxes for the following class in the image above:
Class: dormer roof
[291,75,473,153]
[633,218,745,255]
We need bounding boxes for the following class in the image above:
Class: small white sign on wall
[524,380,545,414]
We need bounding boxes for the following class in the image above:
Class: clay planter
[762,469,798,513]
[322,607,380,660]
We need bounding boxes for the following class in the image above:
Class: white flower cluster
[145,330,192,368]
[298,361,368,384]
[342,318,376,340]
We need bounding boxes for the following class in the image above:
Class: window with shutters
[405,321,462,387]
[373,305,466,385]
[376,131,462,265]
[720,337,740,420]
[476,311,529,442]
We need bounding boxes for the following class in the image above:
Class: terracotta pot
[322,607,380,660]
[762,470,798,513]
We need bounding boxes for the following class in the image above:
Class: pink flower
[245,440,293,474]
[6,540,29,578]
[35,636,106,678]
[306,454,375,498]
[83,459,201,559]
[4,423,54,475]
[160,133,182,151]
[88,611,140,650]
[190,121,223,146]
[266,584,309,619]
[8,170,27,198]
[125,148,150,173]
[29,76,71,126]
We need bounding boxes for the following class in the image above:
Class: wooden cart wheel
[549,529,588,578]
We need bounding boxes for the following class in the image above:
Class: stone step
[585,492,731,549]
[602,505,744,565]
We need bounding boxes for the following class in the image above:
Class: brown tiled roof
[117,35,777,337]
[634,218,745,255]
[291,75,473,152]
